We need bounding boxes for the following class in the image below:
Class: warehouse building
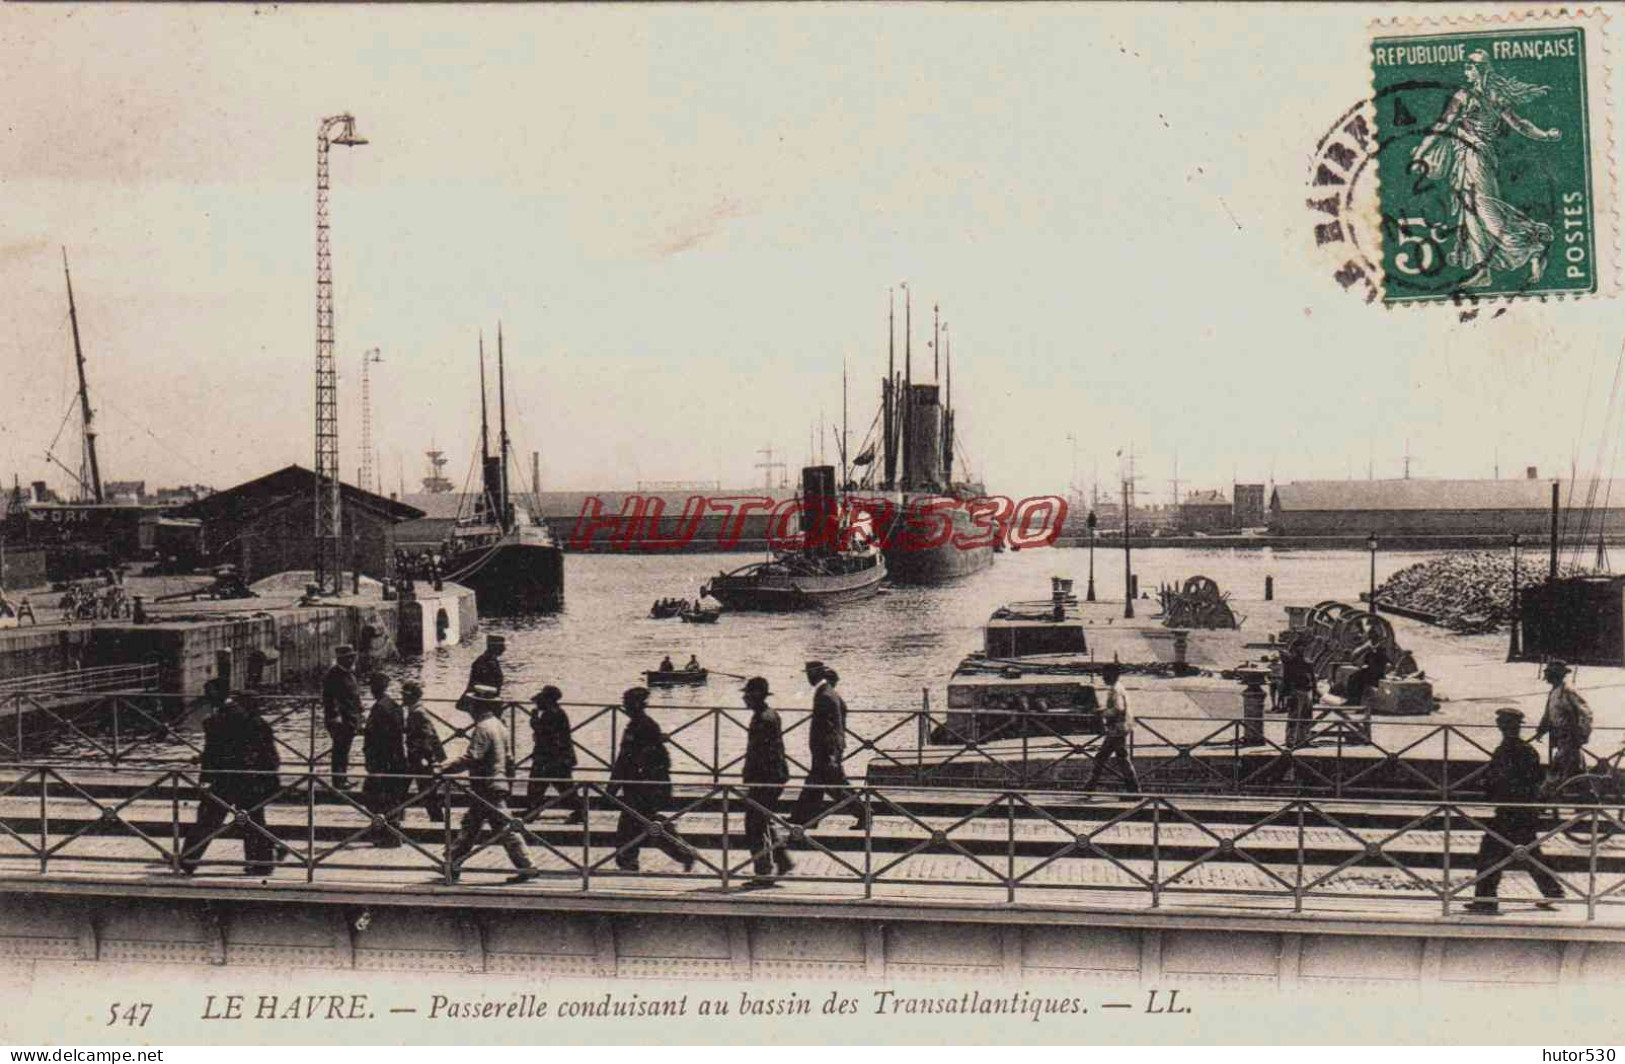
[178,465,422,584]
[1179,490,1235,533]
[1268,477,1625,536]
[1233,483,1267,528]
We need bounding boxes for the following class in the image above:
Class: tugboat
[863,287,994,583]
[439,325,565,613]
[703,465,886,611]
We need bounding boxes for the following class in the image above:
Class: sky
[2,4,1623,504]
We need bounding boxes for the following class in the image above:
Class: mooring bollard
[1264,575,1274,601]
[1171,629,1189,667]
[1236,667,1268,746]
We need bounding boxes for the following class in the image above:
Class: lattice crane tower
[314,113,367,594]
[360,347,383,493]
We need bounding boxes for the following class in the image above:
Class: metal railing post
[1589,806,1599,922]
[712,710,721,786]
[443,779,457,885]
[863,787,874,900]
[1294,799,1305,913]
[720,784,730,892]
[171,771,181,869]
[1006,791,1016,904]
[306,772,317,883]
[1150,798,1161,908]
[111,698,120,769]
[1441,804,1452,918]
[581,783,592,893]
[39,769,48,875]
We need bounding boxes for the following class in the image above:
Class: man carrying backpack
[1533,660,1591,784]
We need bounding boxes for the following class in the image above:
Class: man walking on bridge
[1466,707,1565,915]
[608,687,697,872]
[742,676,795,885]
[1085,665,1140,793]
[362,673,409,847]
[322,645,363,790]
[180,690,285,876]
[790,662,870,832]
[439,687,539,884]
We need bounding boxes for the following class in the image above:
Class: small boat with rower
[645,668,710,686]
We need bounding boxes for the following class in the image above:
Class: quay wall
[0,881,1619,984]
[398,584,480,655]
[0,600,409,695]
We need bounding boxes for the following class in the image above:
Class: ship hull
[706,556,886,611]
[882,501,995,584]
[441,541,564,614]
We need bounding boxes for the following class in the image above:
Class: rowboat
[645,668,709,686]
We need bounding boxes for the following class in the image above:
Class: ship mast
[943,323,953,485]
[478,332,492,521]
[902,283,912,491]
[62,250,103,503]
[497,321,511,533]
[883,288,896,490]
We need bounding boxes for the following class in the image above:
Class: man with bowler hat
[322,645,363,790]
[527,685,583,823]
[361,672,410,846]
[608,687,697,872]
[790,661,869,831]
[179,691,286,876]
[1466,707,1566,914]
[439,685,539,883]
[742,676,795,885]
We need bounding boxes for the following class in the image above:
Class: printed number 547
[107,1002,152,1027]
[1392,216,1448,275]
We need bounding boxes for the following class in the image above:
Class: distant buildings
[1233,483,1267,529]
[1179,490,1234,533]
[1268,474,1625,536]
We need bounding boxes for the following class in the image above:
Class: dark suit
[321,663,363,788]
[609,712,694,870]
[181,703,284,874]
[790,681,868,828]
[468,652,505,695]
[362,694,410,844]
[526,702,579,808]
[404,701,446,821]
[1474,737,1564,905]
[743,702,792,875]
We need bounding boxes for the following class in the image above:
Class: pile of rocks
[1376,552,1591,633]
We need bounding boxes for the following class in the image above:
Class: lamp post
[1367,532,1379,614]
[1508,532,1523,661]
[1086,510,1097,602]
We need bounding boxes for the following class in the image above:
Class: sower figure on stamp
[361,672,409,847]
[180,690,286,876]
[1409,50,1562,288]
[741,676,795,885]
[790,662,870,832]
[321,644,363,790]
[401,680,446,822]
[1532,660,1591,784]
[438,686,539,883]
[1084,665,1140,793]
[526,685,583,824]
[608,687,697,873]
[1466,707,1565,915]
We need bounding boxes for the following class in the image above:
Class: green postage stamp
[1371,13,1613,304]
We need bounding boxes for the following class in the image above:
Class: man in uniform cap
[608,686,697,872]
[401,679,446,822]
[1467,707,1565,914]
[467,634,506,695]
[1533,660,1591,784]
[742,676,795,885]
[321,645,364,790]
[439,686,539,883]
[526,685,583,823]
[790,661,869,831]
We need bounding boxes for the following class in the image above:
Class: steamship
[868,289,995,584]
[702,465,886,610]
[439,326,565,613]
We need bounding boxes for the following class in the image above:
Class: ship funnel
[800,465,838,555]
[904,383,944,489]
